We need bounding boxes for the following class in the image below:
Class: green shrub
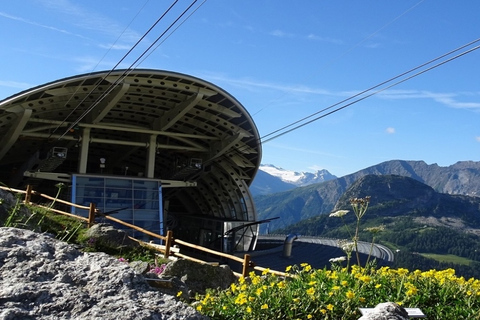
[196,264,480,319]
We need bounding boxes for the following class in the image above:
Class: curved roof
[0,69,261,222]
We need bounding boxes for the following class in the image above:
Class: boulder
[84,222,140,250]
[0,227,208,320]
[161,259,237,299]
[359,302,409,320]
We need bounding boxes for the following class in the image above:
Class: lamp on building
[100,158,106,173]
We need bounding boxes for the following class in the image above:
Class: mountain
[272,174,480,279]
[255,160,480,233]
[250,164,336,196]
[281,174,480,235]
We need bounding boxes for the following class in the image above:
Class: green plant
[329,196,383,269]
[3,193,24,228]
[195,264,480,319]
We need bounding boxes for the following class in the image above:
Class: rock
[359,302,409,320]
[161,259,237,299]
[0,227,208,320]
[130,260,151,274]
[84,223,140,250]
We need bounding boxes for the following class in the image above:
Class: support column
[78,128,90,174]
[146,134,157,178]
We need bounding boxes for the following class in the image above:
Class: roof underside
[0,69,262,221]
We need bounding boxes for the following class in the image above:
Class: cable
[136,0,207,66]
[50,0,181,139]
[252,0,426,117]
[260,37,480,142]
[261,43,480,144]
[57,0,201,140]
[46,0,152,140]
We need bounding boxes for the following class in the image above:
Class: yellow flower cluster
[196,263,480,320]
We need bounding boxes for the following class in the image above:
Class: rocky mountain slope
[250,164,336,196]
[271,174,480,279]
[255,160,480,233]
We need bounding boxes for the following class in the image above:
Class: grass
[0,194,167,266]
[195,264,480,319]
[420,253,473,266]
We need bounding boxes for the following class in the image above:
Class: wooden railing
[0,185,285,278]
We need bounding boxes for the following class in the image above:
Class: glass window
[72,174,163,240]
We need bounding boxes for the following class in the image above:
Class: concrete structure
[0,69,262,252]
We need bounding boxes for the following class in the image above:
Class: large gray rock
[161,259,237,299]
[84,222,140,250]
[358,302,409,320]
[0,227,208,320]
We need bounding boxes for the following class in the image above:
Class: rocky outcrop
[358,302,409,320]
[0,227,208,320]
[84,222,140,250]
[160,259,237,299]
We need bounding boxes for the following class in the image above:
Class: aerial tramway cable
[51,0,203,140]
[46,0,154,141]
[258,38,480,145]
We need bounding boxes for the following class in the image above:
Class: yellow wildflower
[261,304,269,310]
[306,287,315,296]
[346,290,355,299]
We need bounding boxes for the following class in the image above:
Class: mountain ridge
[250,164,337,196]
[254,159,480,233]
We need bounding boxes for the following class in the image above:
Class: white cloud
[0,11,89,40]
[476,136,480,143]
[202,72,333,96]
[306,33,343,45]
[270,29,294,38]
[0,80,32,90]
[36,0,142,44]
[386,127,395,134]
[308,164,326,172]
[98,43,135,51]
[379,89,480,111]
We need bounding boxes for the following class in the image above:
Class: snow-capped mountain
[259,164,336,187]
[250,164,337,196]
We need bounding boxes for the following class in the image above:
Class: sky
[1,0,480,177]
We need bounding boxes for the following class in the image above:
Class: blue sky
[1,0,479,177]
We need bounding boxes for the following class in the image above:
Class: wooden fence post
[242,254,251,277]
[24,185,33,203]
[164,230,173,259]
[87,203,96,228]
